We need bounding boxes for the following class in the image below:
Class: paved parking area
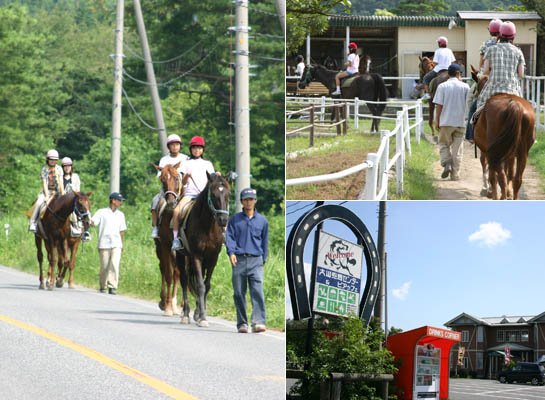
[449,378,545,400]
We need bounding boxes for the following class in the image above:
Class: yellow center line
[0,314,198,400]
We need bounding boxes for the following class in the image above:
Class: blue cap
[448,63,461,76]
[240,187,257,200]
[109,192,126,201]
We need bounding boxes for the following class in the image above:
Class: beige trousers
[98,248,122,289]
[438,126,464,177]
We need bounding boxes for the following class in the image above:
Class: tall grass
[0,205,285,330]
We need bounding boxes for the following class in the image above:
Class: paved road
[0,265,285,400]
[450,378,545,400]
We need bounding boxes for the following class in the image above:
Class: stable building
[444,312,545,379]
[294,11,541,97]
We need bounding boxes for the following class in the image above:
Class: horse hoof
[68,283,76,289]
[39,283,45,290]
[56,279,64,288]
[193,312,200,322]
[158,301,165,311]
[47,285,54,291]
[163,309,174,317]
[197,320,209,328]
[480,189,488,197]
[180,316,190,324]
[172,307,181,316]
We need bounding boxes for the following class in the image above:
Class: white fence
[522,76,545,130]
[286,99,424,200]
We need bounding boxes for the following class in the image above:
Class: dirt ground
[428,134,545,200]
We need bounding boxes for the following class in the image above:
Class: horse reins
[163,171,183,203]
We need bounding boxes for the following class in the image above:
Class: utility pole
[233,0,250,212]
[110,0,124,194]
[274,0,285,33]
[374,201,387,328]
[133,0,168,156]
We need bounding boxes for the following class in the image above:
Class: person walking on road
[225,188,269,334]
[434,63,470,181]
[91,192,127,294]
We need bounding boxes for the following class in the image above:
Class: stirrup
[171,238,183,251]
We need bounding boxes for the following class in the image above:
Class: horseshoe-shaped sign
[286,204,381,324]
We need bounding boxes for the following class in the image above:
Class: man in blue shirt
[225,187,269,333]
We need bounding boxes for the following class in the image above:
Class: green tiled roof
[328,15,464,28]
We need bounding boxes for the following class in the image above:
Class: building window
[506,331,520,342]
[497,330,504,342]
[477,326,483,343]
[477,352,483,370]
[521,330,529,342]
[462,330,469,342]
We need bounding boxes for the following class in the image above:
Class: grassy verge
[0,206,285,330]
[528,127,545,193]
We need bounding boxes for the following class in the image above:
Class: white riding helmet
[62,157,73,166]
[46,149,59,160]
[167,134,182,146]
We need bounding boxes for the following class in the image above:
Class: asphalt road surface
[449,378,545,400]
[0,265,285,400]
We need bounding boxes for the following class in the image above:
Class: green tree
[390,0,448,16]
[519,0,545,75]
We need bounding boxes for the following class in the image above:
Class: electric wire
[286,202,314,216]
[123,38,205,64]
[122,87,162,131]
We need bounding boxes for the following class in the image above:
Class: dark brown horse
[298,64,388,132]
[472,72,536,199]
[175,172,231,327]
[419,56,449,136]
[153,162,188,316]
[34,191,92,289]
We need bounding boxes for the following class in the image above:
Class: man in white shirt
[332,42,360,95]
[434,64,470,181]
[423,37,456,95]
[91,192,127,294]
[295,55,305,78]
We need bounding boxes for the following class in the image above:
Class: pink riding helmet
[500,21,516,39]
[46,149,59,160]
[488,19,502,34]
[437,36,448,46]
[166,134,182,146]
[61,157,73,166]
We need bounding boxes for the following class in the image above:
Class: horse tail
[488,98,524,169]
[187,259,199,296]
[371,73,388,115]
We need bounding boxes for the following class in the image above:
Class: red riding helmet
[488,19,502,35]
[499,21,516,40]
[189,136,205,148]
[437,36,448,46]
[348,42,357,50]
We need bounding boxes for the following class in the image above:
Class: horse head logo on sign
[286,204,381,325]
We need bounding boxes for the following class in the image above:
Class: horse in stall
[298,64,388,133]
[418,56,449,137]
[175,172,231,327]
[472,71,536,199]
[153,162,188,316]
[34,191,92,289]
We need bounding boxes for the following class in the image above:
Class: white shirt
[64,173,81,193]
[157,153,187,177]
[434,77,470,128]
[295,62,305,78]
[180,158,215,198]
[92,207,127,249]
[433,48,456,72]
[347,53,360,74]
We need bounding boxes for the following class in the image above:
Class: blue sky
[286,201,545,332]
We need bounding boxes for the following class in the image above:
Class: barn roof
[328,15,464,28]
[457,11,542,21]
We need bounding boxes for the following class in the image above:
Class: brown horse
[419,56,449,136]
[34,191,92,289]
[153,162,188,316]
[175,172,231,327]
[472,72,536,199]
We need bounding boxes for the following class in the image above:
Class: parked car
[498,362,545,385]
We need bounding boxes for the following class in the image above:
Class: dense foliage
[287,316,398,399]
[0,0,284,212]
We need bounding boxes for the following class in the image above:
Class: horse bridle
[163,171,183,203]
[207,177,229,222]
[73,196,90,221]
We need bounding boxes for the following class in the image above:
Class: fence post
[403,105,411,156]
[415,99,422,144]
[354,97,359,131]
[310,106,315,147]
[363,153,378,200]
[396,111,404,195]
[335,106,341,136]
[531,78,536,109]
[343,102,348,135]
[320,96,325,122]
[379,130,389,200]
[538,79,542,129]
[526,78,530,102]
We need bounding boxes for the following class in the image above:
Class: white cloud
[468,222,511,248]
[392,281,411,301]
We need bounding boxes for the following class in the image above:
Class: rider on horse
[466,19,502,142]
[331,42,360,95]
[295,55,305,78]
[171,136,215,251]
[150,134,187,239]
[29,149,65,232]
[61,157,90,241]
[473,21,525,124]
[422,36,456,97]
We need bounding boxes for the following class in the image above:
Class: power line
[286,201,302,209]
[286,203,314,216]
[122,87,162,131]
[251,32,284,40]
[123,38,205,64]
[251,55,284,62]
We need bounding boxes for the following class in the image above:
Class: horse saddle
[173,200,197,255]
[340,74,360,88]
[430,70,448,93]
